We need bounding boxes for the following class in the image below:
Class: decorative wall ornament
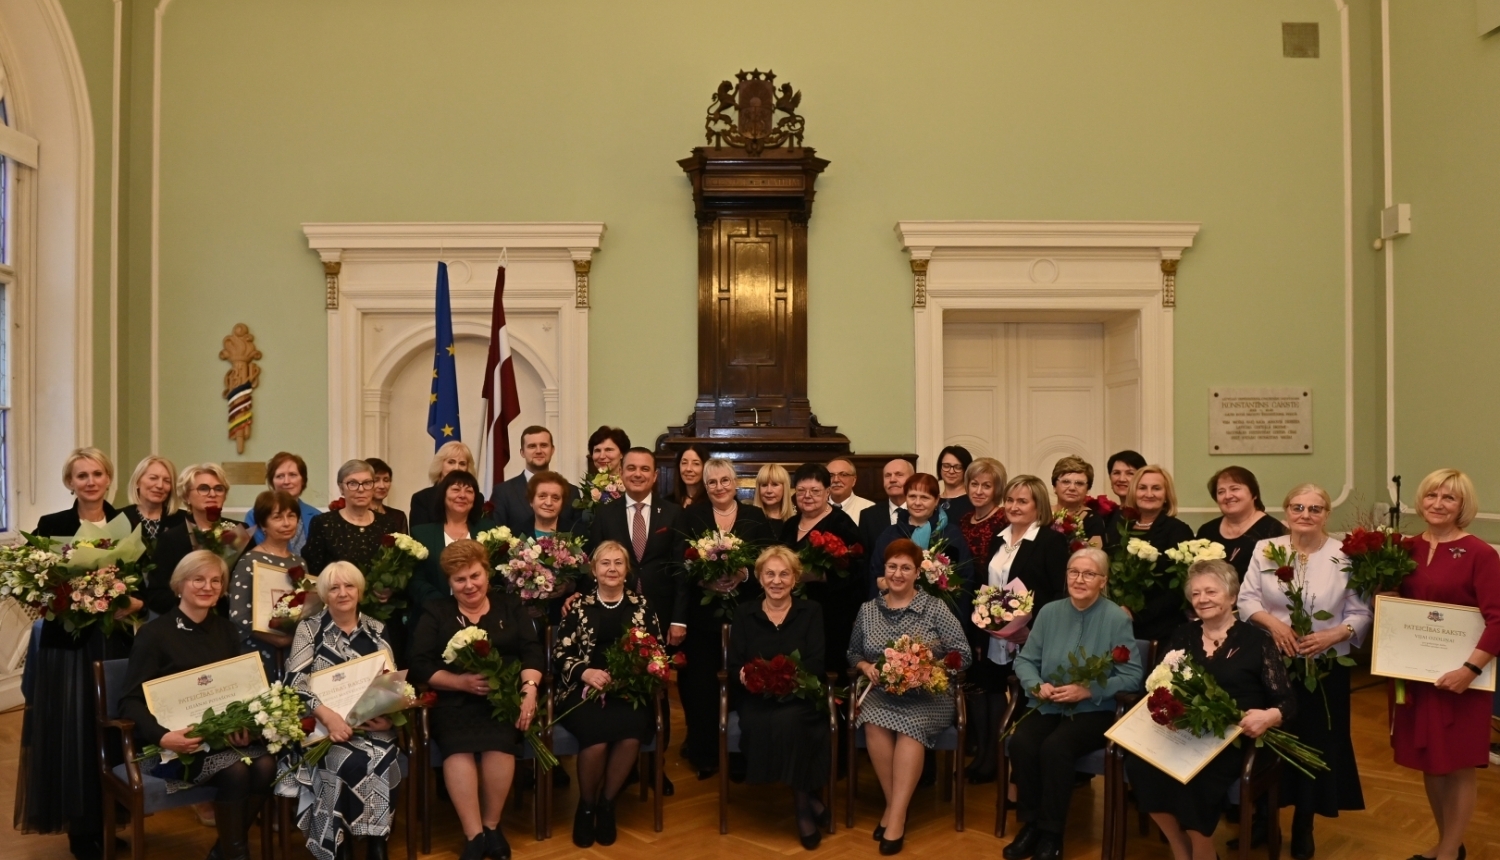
[220,323,262,454]
[323,260,342,309]
[704,69,805,156]
[573,258,591,308]
[1160,258,1179,308]
[910,258,930,308]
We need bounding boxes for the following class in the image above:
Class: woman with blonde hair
[408,441,484,528]
[120,454,185,550]
[147,462,242,615]
[1391,469,1500,860]
[34,446,118,535]
[752,462,795,525]
[1105,465,1193,643]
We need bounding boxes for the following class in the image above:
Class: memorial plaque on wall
[1208,388,1312,455]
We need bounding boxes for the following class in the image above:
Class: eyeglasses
[344,480,375,491]
[1288,504,1326,515]
[794,487,825,497]
[939,463,964,473]
[194,484,227,496]
[1066,569,1104,582]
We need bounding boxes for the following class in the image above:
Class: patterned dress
[846,590,971,748]
[228,549,307,680]
[278,610,403,860]
[552,590,660,746]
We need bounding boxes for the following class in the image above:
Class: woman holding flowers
[1392,469,1500,860]
[968,475,1070,785]
[304,460,400,578]
[729,545,832,848]
[1106,465,1194,645]
[148,462,245,615]
[408,469,496,626]
[228,490,311,679]
[1239,483,1367,858]
[1005,547,1141,860]
[848,539,972,855]
[552,541,662,848]
[1125,559,1296,860]
[781,462,865,678]
[1196,466,1286,576]
[1049,456,1110,546]
[281,561,403,860]
[867,472,973,606]
[410,539,543,860]
[679,457,774,778]
[119,550,278,860]
[121,454,186,550]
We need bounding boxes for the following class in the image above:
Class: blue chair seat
[111,764,216,810]
[725,712,742,752]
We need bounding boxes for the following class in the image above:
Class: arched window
[0,52,38,533]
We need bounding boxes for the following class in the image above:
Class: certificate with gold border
[1104,697,1242,784]
[1371,596,1496,692]
[251,561,296,633]
[142,653,270,732]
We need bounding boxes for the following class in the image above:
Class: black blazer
[857,500,901,567]
[408,484,487,529]
[1111,514,1195,643]
[980,524,1071,619]
[586,496,687,628]
[146,517,246,616]
[33,501,120,537]
[678,502,775,610]
[494,472,580,534]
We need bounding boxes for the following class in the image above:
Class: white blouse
[986,521,1040,664]
[1238,534,1372,655]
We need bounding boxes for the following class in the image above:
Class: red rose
[289,592,308,607]
[50,583,72,614]
[418,691,439,707]
[849,542,864,556]
[1087,495,1118,517]
[943,650,964,671]
[1147,687,1184,726]
[1070,540,1087,552]
[329,498,347,510]
[483,501,495,516]
[1111,645,1131,664]
[1121,506,1140,522]
[472,639,492,658]
[300,716,317,733]
[288,565,306,578]
[206,506,223,522]
[1274,565,1295,583]
[672,652,687,667]
[381,534,397,547]
[684,547,700,561]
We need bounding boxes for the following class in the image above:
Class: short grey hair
[336,459,374,486]
[1068,547,1109,579]
[703,457,737,482]
[316,561,366,604]
[169,550,228,596]
[1184,559,1240,601]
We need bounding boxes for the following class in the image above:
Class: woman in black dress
[17,448,138,860]
[1104,465,1195,645]
[366,457,408,535]
[936,445,975,521]
[1195,465,1286,576]
[303,460,399,576]
[409,540,543,860]
[671,443,709,508]
[120,454,186,552]
[147,462,245,615]
[753,463,795,528]
[779,463,865,679]
[408,442,485,530]
[407,470,495,627]
[553,541,662,848]
[119,550,278,860]
[727,545,832,849]
[677,457,774,778]
[1124,559,1296,860]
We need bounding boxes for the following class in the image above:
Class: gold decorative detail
[220,323,262,454]
[911,258,930,308]
[705,69,805,156]
[573,259,592,308]
[323,260,342,310]
[1160,258,1178,308]
[702,175,806,191]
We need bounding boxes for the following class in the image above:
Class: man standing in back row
[828,457,873,520]
[494,425,581,533]
[859,457,914,559]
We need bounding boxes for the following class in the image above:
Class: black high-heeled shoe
[878,834,904,856]
[572,802,595,849]
[483,826,510,860]
[458,833,486,860]
[872,824,885,841]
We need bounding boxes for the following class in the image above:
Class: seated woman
[228,490,309,679]
[728,546,831,849]
[847,539,972,856]
[118,550,277,860]
[552,541,661,848]
[280,561,403,860]
[1125,559,1296,860]
[410,540,542,860]
[408,469,495,629]
[1004,547,1142,860]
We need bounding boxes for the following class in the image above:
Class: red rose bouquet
[1051,509,1088,551]
[797,530,862,584]
[741,650,837,712]
[360,532,428,622]
[602,626,683,709]
[268,567,320,631]
[1340,525,1417,600]
[189,506,251,563]
[1084,495,1118,519]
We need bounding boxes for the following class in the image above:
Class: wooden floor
[3,670,1498,859]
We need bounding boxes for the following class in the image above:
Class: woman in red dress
[1392,468,1500,860]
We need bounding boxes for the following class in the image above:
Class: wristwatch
[1463,661,1484,676]
[1342,623,1356,641]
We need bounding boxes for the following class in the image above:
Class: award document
[1104,697,1242,784]
[251,561,296,633]
[305,651,392,742]
[1370,596,1497,692]
[142,653,270,732]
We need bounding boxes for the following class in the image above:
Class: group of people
[12,427,1500,860]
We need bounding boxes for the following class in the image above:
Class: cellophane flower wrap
[442,627,554,768]
[298,670,436,770]
[139,681,309,768]
[915,539,965,609]
[1051,510,1088,552]
[1261,542,1356,712]
[796,530,861,584]
[1144,648,1328,780]
[971,580,1034,641]
[602,626,683,709]
[1340,525,1417,600]
[573,471,625,513]
[268,566,320,632]
[1108,511,1159,613]
[861,635,962,705]
[1163,538,1227,590]
[361,532,428,622]
[189,507,251,564]
[684,529,757,618]
[741,650,838,713]
[1,516,150,637]
[502,534,589,604]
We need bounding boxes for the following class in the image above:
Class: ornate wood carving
[220,323,261,454]
[704,69,805,156]
[910,258,930,308]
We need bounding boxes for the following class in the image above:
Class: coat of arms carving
[705,69,804,156]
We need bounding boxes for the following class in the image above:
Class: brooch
[1451,546,1467,559]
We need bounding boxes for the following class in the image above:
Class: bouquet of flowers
[573,470,625,513]
[0,541,66,615]
[1262,543,1357,718]
[1108,518,1160,613]
[741,650,839,713]
[916,539,965,609]
[360,532,428,622]
[860,634,962,705]
[797,530,862,584]
[59,565,142,636]
[268,567,319,632]
[189,506,251,563]
[299,670,437,769]
[1051,509,1088,551]
[501,534,589,604]
[971,580,1034,641]
[1007,643,1133,732]
[684,529,757,618]
[476,525,516,564]
[1145,648,1329,779]
[140,681,309,768]
[1,516,151,637]
[442,627,554,767]
[1163,538,1227,590]
[602,626,683,709]
[1340,525,1418,600]
[1085,495,1118,519]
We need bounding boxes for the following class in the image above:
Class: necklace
[599,593,624,609]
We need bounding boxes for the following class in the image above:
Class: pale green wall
[51,0,1429,521]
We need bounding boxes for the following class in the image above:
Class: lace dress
[1125,619,1297,835]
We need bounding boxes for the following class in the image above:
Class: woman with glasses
[147,463,242,615]
[1049,456,1109,546]
[304,460,401,577]
[780,462,865,680]
[936,445,975,521]
[1238,483,1368,860]
[1197,466,1286,576]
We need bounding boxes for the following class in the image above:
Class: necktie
[632,502,647,561]
[831,501,842,510]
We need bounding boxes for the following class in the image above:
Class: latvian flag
[478,264,521,498]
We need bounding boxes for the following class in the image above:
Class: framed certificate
[305,651,392,742]
[1104,697,1242,784]
[251,561,295,633]
[1370,596,1497,692]
[142,653,270,732]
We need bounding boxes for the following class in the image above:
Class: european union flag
[427,262,461,450]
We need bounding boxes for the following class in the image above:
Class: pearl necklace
[599,594,624,609]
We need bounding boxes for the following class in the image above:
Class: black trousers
[1009,709,1114,834]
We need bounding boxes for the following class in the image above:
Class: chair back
[101,658,131,721]
[720,623,731,673]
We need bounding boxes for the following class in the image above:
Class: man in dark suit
[493,425,580,532]
[858,457,914,561]
[586,446,684,794]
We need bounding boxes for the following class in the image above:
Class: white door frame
[897,220,1200,474]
